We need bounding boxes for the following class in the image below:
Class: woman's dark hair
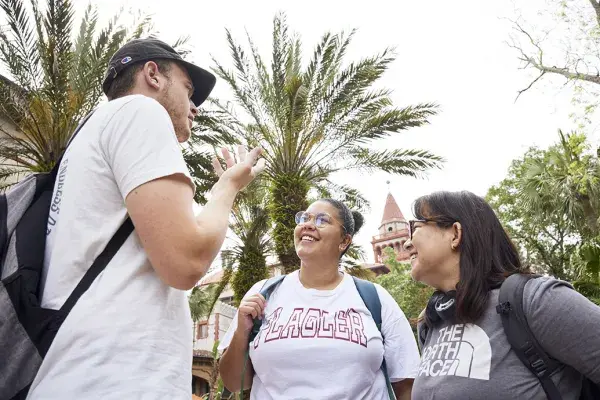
[413,191,525,325]
[321,198,364,257]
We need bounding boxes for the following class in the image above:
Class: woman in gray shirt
[403,190,600,400]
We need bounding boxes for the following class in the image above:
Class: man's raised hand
[212,145,266,192]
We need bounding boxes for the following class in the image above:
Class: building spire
[380,192,405,225]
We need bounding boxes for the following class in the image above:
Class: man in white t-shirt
[27,38,265,399]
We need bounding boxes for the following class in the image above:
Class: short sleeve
[376,283,421,381]
[99,96,194,199]
[524,277,600,383]
[217,279,268,353]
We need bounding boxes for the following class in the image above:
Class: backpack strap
[352,276,396,400]
[497,274,562,400]
[59,217,133,314]
[248,274,287,343]
[240,274,287,394]
[417,307,428,352]
[50,111,96,179]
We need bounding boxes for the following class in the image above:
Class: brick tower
[371,192,411,264]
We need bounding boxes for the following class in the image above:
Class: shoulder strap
[352,277,382,327]
[59,217,133,313]
[248,274,287,343]
[497,274,562,400]
[258,274,286,299]
[50,111,96,179]
[48,109,131,315]
[352,277,396,400]
[417,307,428,351]
[241,274,287,394]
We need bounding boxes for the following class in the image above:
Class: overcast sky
[80,0,597,262]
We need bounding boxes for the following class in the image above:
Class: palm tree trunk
[269,174,309,274]
[231,247,268,305]
[578,192,599,237]
[209,357,220,400]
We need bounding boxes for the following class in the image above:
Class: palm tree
[519,130,600,301]
[0,0,155,185]
[189,180,271,318]
[183,119,239,204]
[189,282,220,322]
[520,131,600,239]
[225,181,271,305]
[195,13,443,273]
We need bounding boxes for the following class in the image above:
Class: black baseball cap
[102,38,216,106]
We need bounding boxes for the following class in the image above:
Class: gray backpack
[497,274,600,400]
[0,112,133,399]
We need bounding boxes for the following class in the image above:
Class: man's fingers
[251,158,266,176]
[238,145,247,163]
[245,147,263,166]
[222,147,235,169]
[212,157,224,176]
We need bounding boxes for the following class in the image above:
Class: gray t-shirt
[413,277,600,400]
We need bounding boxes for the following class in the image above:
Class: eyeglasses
[295,211,345,231]
[407,219,452,240]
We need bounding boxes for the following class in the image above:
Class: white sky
[76,0,598,262]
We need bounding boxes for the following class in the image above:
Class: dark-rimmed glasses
[408,219,443,240]
[295,211,345,231]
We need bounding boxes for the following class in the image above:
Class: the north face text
[418,323,492,380]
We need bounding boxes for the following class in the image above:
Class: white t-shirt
[218,270,420,400]
[27,95,195,400]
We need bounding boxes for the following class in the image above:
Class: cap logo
[121,56,132,64]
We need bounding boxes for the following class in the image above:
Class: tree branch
[588,0,600,27]
[515,70,546,102]
[509,17,600,100]
[528,59,600,85]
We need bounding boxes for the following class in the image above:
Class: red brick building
[364,193,410,275]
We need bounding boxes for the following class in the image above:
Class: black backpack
[497,273,600,400]
[0,112,134,399]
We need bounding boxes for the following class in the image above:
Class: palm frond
[270,12,290,131]
[171,35,191,57]
[182,148,218,205]
[0,0,41,89]
[341,258,376,281]
[312,180,371,212]
[344,242,367,261]
[230,180,272,252]
[188,284,217,322]
[347,148,444,177]
[0,2,154,181]
[204,262,234,320]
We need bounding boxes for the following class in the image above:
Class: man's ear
[142,61,161,89]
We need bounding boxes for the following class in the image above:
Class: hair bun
[351,210,364,234]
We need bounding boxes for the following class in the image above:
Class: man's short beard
[156,80,189,142]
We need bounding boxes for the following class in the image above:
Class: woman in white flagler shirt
[218,198,420,400]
